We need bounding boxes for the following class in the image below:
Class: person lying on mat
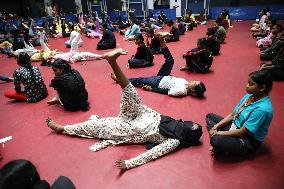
[206,70,273,155]
[127,33,153,68]
[0,159,76,189]
[46,24,104,64]
[46,46,202,170]
[111,34,206,97]
[4,52,48,102]
[180,38,213,73]
[48,59,89,111]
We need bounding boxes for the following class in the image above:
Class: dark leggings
[206,113,260,155]
[51,176,76,189]
[165,36,179,42]
[262,67,284,81]
[96,42,116,50]
[129,47,174,87]
[128,58,153,68]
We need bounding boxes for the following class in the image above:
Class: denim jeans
[129,47,174,87]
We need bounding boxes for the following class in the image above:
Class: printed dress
[64,83,180,169]
[13,66,48,102]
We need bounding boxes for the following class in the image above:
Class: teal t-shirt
[233,94,273,142]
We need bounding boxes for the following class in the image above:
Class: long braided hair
[52,59,89,111]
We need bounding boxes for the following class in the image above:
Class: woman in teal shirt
[206,70,273,155]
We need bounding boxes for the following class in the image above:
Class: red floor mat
[0,21,284,189]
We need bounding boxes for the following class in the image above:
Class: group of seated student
[0,9,275,173]
[179,16,229,73]
[250,8,284,81]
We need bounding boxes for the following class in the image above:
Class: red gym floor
[0,21,284,189]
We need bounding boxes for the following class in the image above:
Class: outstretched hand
[115,159,127,170]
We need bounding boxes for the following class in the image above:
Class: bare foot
[45,118,64,133]
[47,97,60,105]
[103,48,128,64]
[115,159,127,170]
[110,73,117,82]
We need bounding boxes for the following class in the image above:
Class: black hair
[275,24,283,32]
[216,17,223,26]
[52,58,71,73]
[194,82,206,97]
[135,33,144,42]
[167,20,174,26]
[17,52,35,78]
[91,24,96,30]
[147,28,155,35]
[0,160,50,189]
[68,23,74,31]
[52,59,89,111]
[197,37,207,49]
[262,8,268,14]
[269,19,276,26]
[177,17,182,22]
[206,26,217,36]
[249,70,273,94]
[101,23,108,30]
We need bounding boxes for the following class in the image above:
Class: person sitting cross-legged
[128,33,154,68]
[206,70,273,156]
[180,38,213,73]
[96,24,116,50]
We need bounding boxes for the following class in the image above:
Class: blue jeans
[129,47,174,87]
[0,75,9,81]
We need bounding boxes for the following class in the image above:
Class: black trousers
[96,42,116,50]
[51,176,76,189]
[262,67,284,81]
[128,58,153,68]
[185,57,209,73]
[165,36,179,42]
[206,113,260,155]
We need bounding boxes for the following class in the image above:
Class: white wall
[147,0,154,10]
[170,0,181,17]
[75,0,83,13]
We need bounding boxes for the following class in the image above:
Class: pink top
[259,15,267,30]
[256,32,275,47]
